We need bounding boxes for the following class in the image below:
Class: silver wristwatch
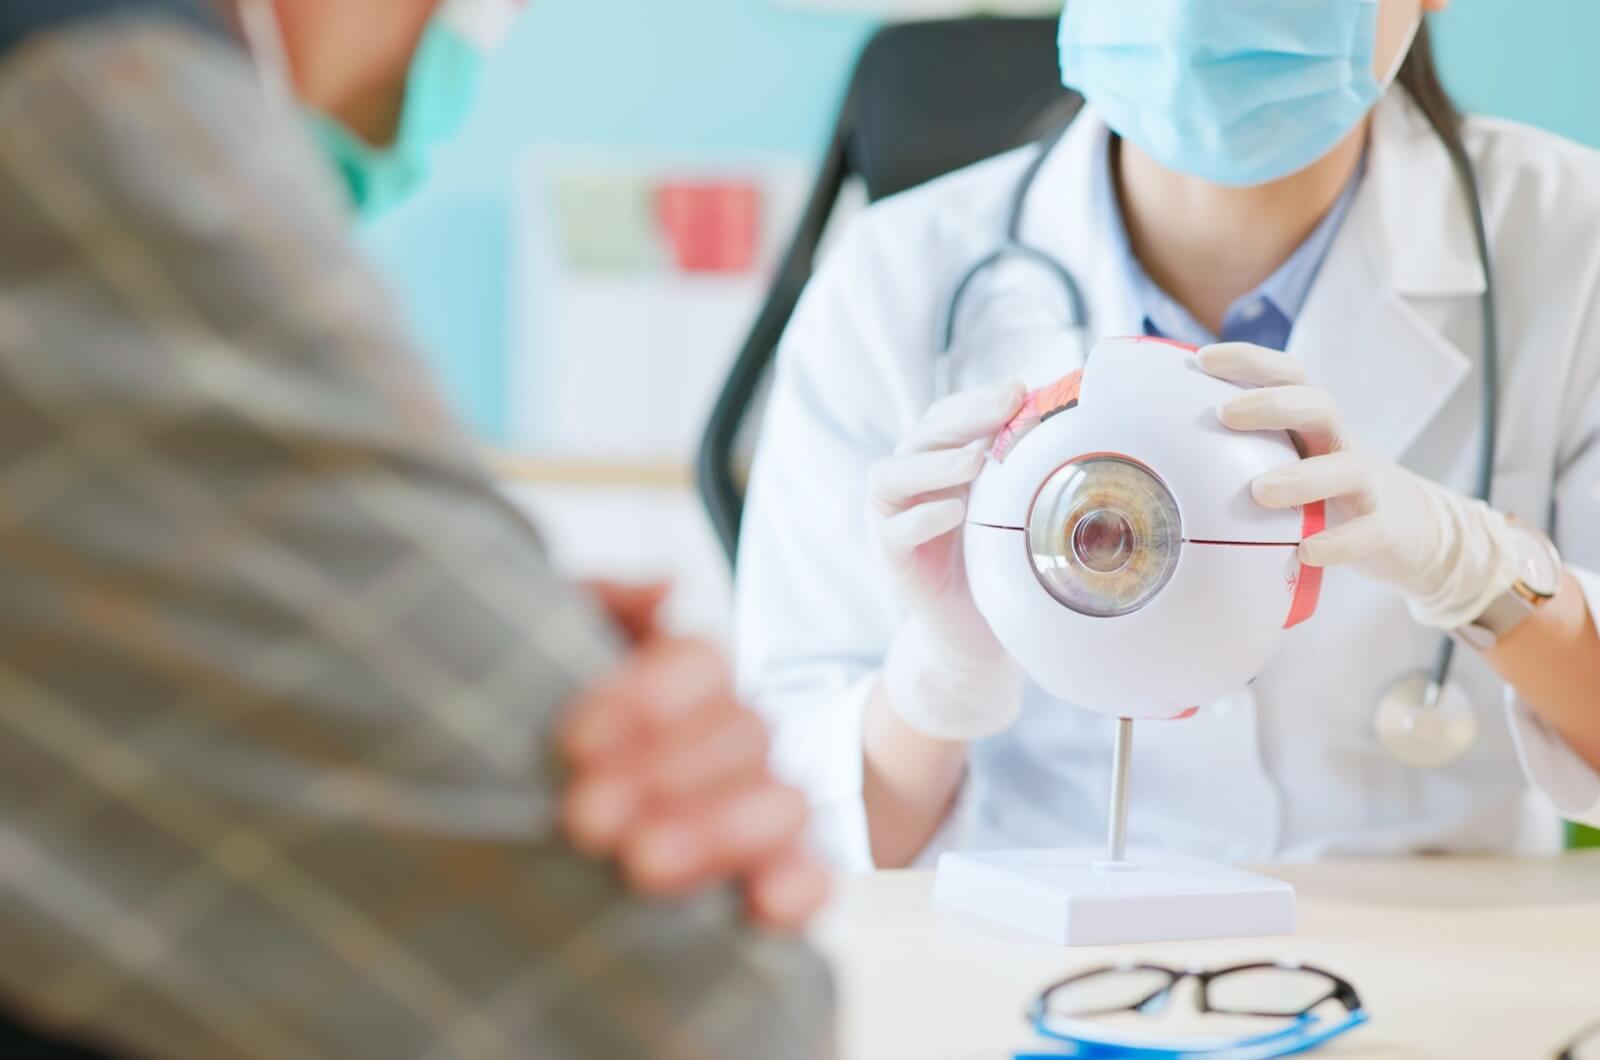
[1454,517,1563,652]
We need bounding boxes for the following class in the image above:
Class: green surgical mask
[239,0,524,217]
[307,21,484,217]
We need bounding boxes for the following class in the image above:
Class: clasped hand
[559,582,829,929]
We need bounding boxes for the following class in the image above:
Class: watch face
[1510,523,1563,598]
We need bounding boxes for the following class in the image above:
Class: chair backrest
[695,17,1082,563]
[846,18,1082,202]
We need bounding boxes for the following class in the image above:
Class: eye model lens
[1072,509,1136,573]
[1028,456,1182,618]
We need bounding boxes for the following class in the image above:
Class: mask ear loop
[1381,13,1423,88]
[439,0,524,53]
[236,0,297,108]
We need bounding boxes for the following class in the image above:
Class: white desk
[815,855,1600,1060]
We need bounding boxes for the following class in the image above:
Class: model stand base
[934,847,1295,947]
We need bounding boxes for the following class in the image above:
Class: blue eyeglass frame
[1013,960,1369,1060]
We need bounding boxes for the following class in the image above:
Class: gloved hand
[1199,342,1519,630]
[869,380,1028,741]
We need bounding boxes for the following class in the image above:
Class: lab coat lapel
[1017,110,1146,344]
[1289,91,1484,463]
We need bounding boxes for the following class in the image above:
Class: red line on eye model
[1183,539,1300,547]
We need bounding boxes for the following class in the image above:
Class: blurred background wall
[369,0,1600,444]
[366,0,874,443]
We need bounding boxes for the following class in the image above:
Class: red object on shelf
[655,181,762,274]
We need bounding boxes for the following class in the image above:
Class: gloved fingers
[877,497,966,557]
[1197,342,1309,388]
[1218,385,1345,457]
[898,379,1026,455]
[1299,513,1388,568]
[869,442,986,516]
[1251,449,1373,510]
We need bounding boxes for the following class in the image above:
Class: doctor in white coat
[736,0,1600,870]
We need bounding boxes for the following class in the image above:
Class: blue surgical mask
[1059,0,1414,188]
[241,0,524,216]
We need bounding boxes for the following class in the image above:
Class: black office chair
[695,17,1083,564]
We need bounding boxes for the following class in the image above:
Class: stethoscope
[937,118,1501,771]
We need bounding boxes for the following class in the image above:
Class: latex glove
[561,582,829,930]
[1199,342,1519,630]
[869,380,1028,740]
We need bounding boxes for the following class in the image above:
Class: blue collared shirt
[1095,139,1364,350]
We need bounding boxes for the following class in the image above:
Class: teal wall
[370,0,1600,442]
[1432,0,1600,151]
[366,0,874,442]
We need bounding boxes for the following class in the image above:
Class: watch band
[1455,521,1561,651]
[1456,589,1537,652]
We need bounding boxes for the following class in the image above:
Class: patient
[0,1,833,1057]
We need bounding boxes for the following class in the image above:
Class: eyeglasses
[1559,1021,1600,1060]
[1014,960,1368,1060]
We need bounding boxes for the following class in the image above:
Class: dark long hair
[1396,21,1462,139]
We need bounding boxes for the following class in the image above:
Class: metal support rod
[1106,717,1134,863]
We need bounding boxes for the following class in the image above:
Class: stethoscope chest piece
[1374,672,1478,769]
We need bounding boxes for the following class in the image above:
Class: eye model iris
[1027,456,1183,618]
[1071,509,1136,573]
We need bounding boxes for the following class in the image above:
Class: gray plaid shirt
[0,14,834,1060]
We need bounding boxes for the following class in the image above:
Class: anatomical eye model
[991,369,1082,461]
[937,337,1317,948]
[965,336,1323,720]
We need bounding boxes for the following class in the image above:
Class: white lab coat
[736,90,1600,871]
